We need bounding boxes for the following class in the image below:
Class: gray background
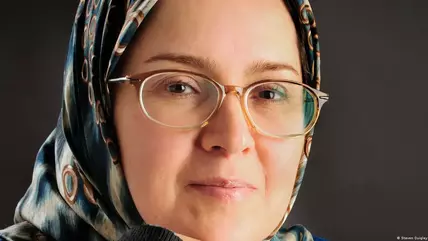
[0,0,427,240]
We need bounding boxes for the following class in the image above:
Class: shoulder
[313,235,329,241]
[0,235,10,241]
[0,221,51,241]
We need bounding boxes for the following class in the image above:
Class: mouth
[188,177,257,202]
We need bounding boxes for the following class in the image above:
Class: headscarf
[0,0,321,240]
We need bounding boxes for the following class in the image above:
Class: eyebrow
[145,53,299,76]
[145,53,217,72]
[248,60,300,76]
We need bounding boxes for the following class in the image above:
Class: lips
[190,177,256,189]
[188,177,257,202]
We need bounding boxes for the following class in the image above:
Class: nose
[198,93,255,157]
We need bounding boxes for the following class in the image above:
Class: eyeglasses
[108,70,329,138]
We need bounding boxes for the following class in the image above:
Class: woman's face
[114,0,304,240]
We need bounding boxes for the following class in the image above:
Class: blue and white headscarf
[0,0,322,240]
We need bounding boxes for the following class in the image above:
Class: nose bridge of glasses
[224,85,244,97]
[219,85,255,130]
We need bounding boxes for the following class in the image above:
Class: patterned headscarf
[0,0,321,240]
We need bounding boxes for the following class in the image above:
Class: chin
[175,218,266,241]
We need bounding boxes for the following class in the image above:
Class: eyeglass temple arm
[108,76,140,83]
[312,88,329,108]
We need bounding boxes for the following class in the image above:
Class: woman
[0,0,328,240]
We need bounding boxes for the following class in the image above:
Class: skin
[113,0,305,240]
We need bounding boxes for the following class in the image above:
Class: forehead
[123,0,301,79]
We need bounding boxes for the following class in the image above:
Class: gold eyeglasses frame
[108,69,329,139]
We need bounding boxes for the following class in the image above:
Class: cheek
[256,136,304,209]
[113,88,195,221]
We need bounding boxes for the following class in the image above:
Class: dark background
[1,0,427,240]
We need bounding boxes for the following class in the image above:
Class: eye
[159,75,202,96]
[258,89,285,100]
[166,82,194,94]
[251,83,288,102]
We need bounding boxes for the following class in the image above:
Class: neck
[176,234,200,241]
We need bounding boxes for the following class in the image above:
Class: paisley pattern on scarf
[0,0,323,240]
